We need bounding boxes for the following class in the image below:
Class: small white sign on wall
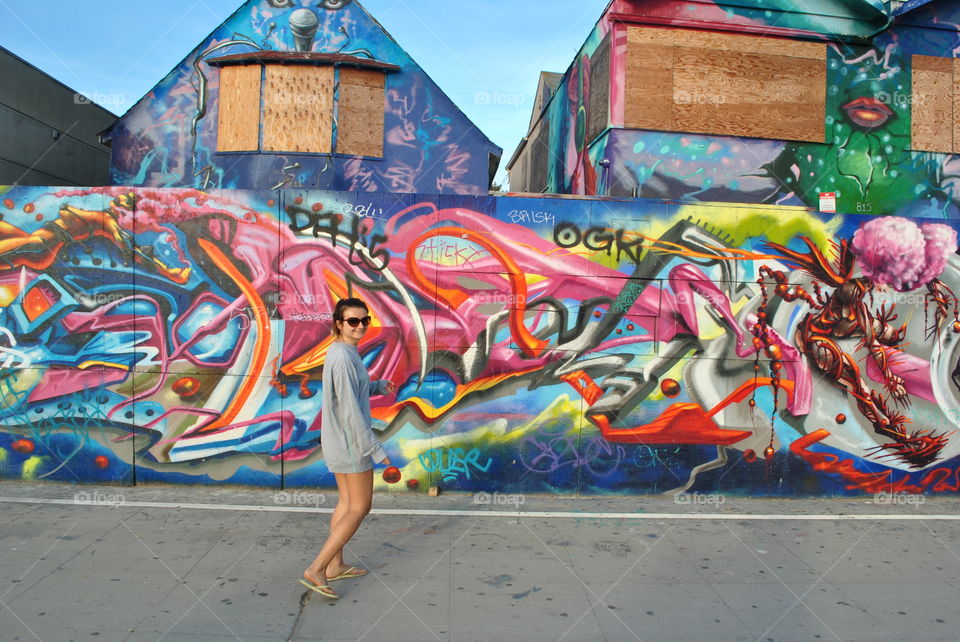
[819,192,837,213]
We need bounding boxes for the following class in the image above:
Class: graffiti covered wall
[108,0,500,195]
[2,184,960,496]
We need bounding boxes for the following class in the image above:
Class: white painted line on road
[1,496,959,520]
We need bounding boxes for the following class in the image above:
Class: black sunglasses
[343,315,372,328]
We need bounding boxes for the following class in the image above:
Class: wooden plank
[337,68,385,157]
[912,55,953,153]
[627,25,824,60]
[624,30,673,130]
[955,59,960,155]
[261,65,333,153]
[672,48,825,142]
[217,65,261,152]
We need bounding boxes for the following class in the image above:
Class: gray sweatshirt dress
[321,341,389,473]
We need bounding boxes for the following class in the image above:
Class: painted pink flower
[852,217,926,291]
[915,223,958,286]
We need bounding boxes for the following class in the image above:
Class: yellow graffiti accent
[0,448,7,466]
[78,360,129,371]
[671,203,842,249]
[21,456,44,480]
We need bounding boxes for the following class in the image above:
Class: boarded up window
[217,65,262,152]
[911,55,953,153]
[261,65,334,153]
[587,35,611,145]
[624,26,826,143]
[337,68,386,157]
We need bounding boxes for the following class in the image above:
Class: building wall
[0,49,114,186]
[1,185,960,497]
[108,0,500,195]
[523,1,960,220]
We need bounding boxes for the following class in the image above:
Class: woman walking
[300,297,395,599]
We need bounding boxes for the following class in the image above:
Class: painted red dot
[23,203,35,214]
[295,197,304,204]
[593,310,602,318]
[11,438,34,454]
[94,455,109,469]
[35,214,43,222]
[171,376,201,398]
[312,202,324,213]
[382,466,401,484]
[748,399,756,407]
[764,446,776,459]
[743,449,757,463]
[267,199,276,207]
[2,199,13,210]
[660,379,681,398]
[626,324,635,331]
[835,414,846,424]
[406,478,420,490]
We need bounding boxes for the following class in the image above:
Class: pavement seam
[117,518,245,640]
[756,521,878,641]
[126,508,257,639]
[720,522,843,641]
[529,519,678,641]
[6,496,960,520]
[354,517,478,641]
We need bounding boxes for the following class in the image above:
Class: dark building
[1,46,115,187]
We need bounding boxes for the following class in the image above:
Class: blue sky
[1,0,611,184]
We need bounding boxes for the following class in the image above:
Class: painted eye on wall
[319,0,353,9]
[267,0,294,7]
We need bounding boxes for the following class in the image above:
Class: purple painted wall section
[108,0,500,195]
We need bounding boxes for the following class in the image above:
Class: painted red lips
[842,97,894,128]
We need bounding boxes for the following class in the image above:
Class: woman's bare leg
[327,477,351,574]
[304,470,373,586]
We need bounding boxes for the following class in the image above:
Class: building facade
[0,46,115,187]
[508,0,959,219]
[106,0,501,195]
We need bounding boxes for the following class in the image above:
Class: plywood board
[911,55,953,153]
[624,33,674,130]
[955,58,960,155]
[627,25,824,60]
[262,65,333,153]
[217,65,262,152]
[337,68,385,157]
[673,48,825,142]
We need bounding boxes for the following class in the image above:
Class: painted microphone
[289,8,319,52]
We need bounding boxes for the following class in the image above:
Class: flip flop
[328,566,369,581]
[298,578,339,599]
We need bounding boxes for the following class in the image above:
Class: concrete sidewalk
[1,483,959,641]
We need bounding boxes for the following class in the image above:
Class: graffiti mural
[528,0,960,219]
[2,185,960,496]
[107,0,499,194]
